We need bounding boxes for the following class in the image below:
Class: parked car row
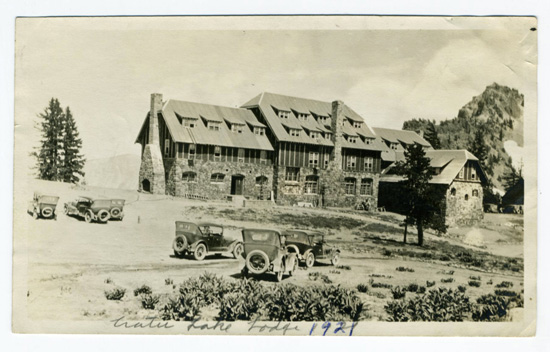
[171,221,341,282]
[28,192,125,223]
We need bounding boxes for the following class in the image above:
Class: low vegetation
[104,287,126,301]
[395,266,415,273]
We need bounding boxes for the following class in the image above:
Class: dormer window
[208,121,221,131]
[297,113,309,121]
[275,108,290,119]
[324,133,332,140]
[347,136,358,144]
[316,115,329,124]
[364,138,374,145]
[231,123,244,133]
[289,128,301,137]
[390,143,398,150]
[254,127,265,136]
[180,117,196,128]
[309,131,321,139]
[353,121,362,128]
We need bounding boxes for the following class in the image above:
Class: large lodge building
[136,92,487,225]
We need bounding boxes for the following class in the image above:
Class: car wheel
[331,252,340,266]
[193,243,207,261]
[232,243,244,259]
[41,207,53,218]
[84,211,93,223]
[173,236,187,257]
[110,207,121,218]
[97,209,110,223]
[305,252,315,268]
[245,250,269,275]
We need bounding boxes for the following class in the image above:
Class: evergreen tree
[467,126,489,168]
[502,164,523,193]
[60,107,86,183]
[424,121,441,149]
[31,98,64,180]
[32,99,85,183]
[393,144,447,246]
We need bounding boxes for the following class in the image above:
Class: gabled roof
[380,149,488,185]
[138,99,273,151]
[242,92,384,151]
[372,127,432,147]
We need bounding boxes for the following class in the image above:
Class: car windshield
[285,231,309,244]
[243,230,280,245]
[199,225,223,236]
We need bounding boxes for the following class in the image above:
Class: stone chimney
[330,100,345,170]
[149,93,163,145]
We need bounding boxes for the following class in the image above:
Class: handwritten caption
[111,316,357,336]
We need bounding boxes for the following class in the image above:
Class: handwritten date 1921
[309,321,357,336]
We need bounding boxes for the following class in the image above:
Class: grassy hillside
[403,83,524,191]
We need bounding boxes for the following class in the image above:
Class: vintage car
[63,196,112,223]
[108,199,125,220]
[172,221,243,261]
[27,192,59,220]
[241,229,298,282]
[284,229,341,268]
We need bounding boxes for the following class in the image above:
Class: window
[304,175,319,194]
[297,113,309,121]
[324,133,332,140]
[277,109,290,119]
[231,124,244,133]
[364,157,374,171]
[164,139,170,156]
[458,168,464,179]
[364,138,373,145]
[348,136,358,144]
[317,115,328,123]
[390,143,398,150]
[451,188,456,196]
[182,118,196,128]
[353,121,362,128]
[214,146,221,161]
[471,168,477,180]
[256,175,268,185]
[309,152,319,167]
[360,178,373,195]
[464,194,469,201]
[260,150,267,164]
[344,177,356,195]
[346,156,356,170]
[254,127,265,135]
[324,153,330,167]
[472,189,479,197]
[238,149,245,163]
[289,128,301,137]
[182,172,196,183]
[188,144,196,160]
[309,131,321,139]
[208,121,221,131]
[210,173,225,183]
[285,167,300,181]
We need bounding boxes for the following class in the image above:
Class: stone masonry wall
[165,158,273,200]
[138,144,166,194]
[445,180,484,227]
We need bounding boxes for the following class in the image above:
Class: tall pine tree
[32,99,85,183]
[32,98,64,180]
[60,107,85,183]
[424,121,441,149]
[467,126,488,168]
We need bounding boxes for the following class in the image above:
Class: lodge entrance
[142,179,151,192]
[230,175,244,195]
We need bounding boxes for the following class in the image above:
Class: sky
[14,17,537,175]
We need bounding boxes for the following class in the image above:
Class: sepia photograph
[11,15,537,337]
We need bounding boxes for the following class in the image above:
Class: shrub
[437,270,455,275]
[496,281,514,288]
[426,280,436,288]
[382,249,393,257]
[469,275,481,281]
[385,288,471,322]
[329,270,341,275]
[104,278,113,284]
[336,265,352,271]
[494,289,517,297]
[472,294,510,321]
[134,285,153,297]
[406,283,419,292]
[487,279,493,285]
[141,294,160,310]
[468,280,481,287]
[367,291,387,299]
[370,274,392,278]
[165,278,173,285]
[395,267,415,272]
[369,279,393,289]
[416,286,426,294]
[105,287,126,301]
[391,286,407,299]
[441,278,455,283]
[457,285,467,293]
[357,284,369,293]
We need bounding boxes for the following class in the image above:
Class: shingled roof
[242,92,385,151]
[137,99,273,151]
[380,150,487,185]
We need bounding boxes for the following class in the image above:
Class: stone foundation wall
[166,158,273,200]
[138,144,166,194]
[274,164,379,208]
[445,180,484,227]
